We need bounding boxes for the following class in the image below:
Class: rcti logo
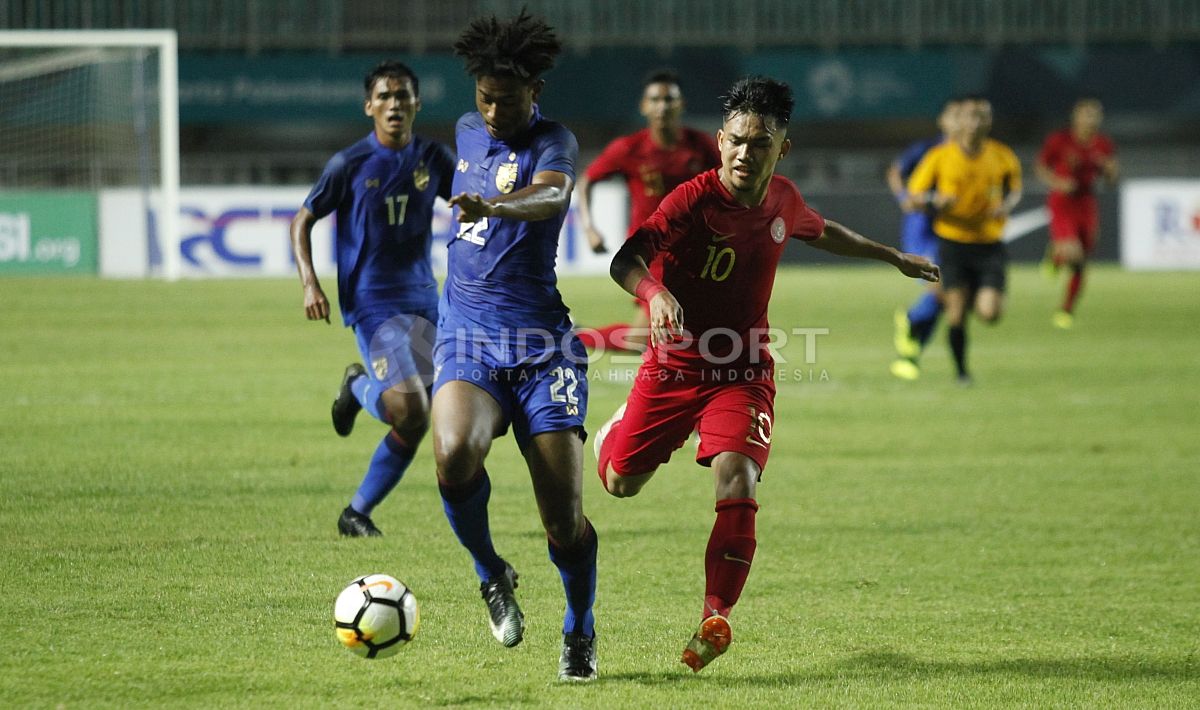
[180,206,299,267]
[1153,199,1200,239]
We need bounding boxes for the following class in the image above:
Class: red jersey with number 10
[585,127,720,235]
[627,169,826,372]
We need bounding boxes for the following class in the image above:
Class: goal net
[0,30,179,278]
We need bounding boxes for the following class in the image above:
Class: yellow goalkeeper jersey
[907,138,1022,244]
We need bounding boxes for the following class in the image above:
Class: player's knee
[604,467,654,498]
[605,476,641,498]
[433,428,487,478]
[387,402,430,438]
[381,389,429,433]
[977,305,1003,324]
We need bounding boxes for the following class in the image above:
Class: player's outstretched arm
[611,238,684,346]
[449,170,573,224]
[289,206,331,324]
[808,219,940,283]
[575,176,608,253]
[885,161,912,210]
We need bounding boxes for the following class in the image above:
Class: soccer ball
[334,574,419,659]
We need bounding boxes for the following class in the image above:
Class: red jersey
[628,169,826,371]
[585,127,720,235]
[1038,129,1116,201]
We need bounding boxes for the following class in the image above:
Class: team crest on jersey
[372,356,389,381]
[364,178,380,189]
[495,160,519,194]
[457,158,469,173]
[769,217,786,244]
[412,162,430,191]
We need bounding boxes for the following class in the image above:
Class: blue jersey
[443,107,578,340]
[896,136,944,183]
[305,132,454,326]
[895,135,945,258]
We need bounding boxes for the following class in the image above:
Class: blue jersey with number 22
[443,107,578,347]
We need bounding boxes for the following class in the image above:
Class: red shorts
[1048,195,1099,252]
[607,362,776,476]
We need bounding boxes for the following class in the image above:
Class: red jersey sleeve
[1038,131,1064,168]
[1096,134,1116,158]
[584,135,632,183]
[626,175,701,259]
[788,184,826,241]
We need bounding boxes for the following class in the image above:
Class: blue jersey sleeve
[895,137,940,182]
[432,141,456,201]
[304,151,349,219]
[532,123,578,180]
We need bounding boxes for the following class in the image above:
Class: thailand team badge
[770,217,786,244]
[495,159,519,194]
[412,162,430,191]
[372,355,389,381]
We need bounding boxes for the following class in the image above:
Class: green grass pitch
[1,265,1196,707]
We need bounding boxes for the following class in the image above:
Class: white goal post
[0,30,180,279]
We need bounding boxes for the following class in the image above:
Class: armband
[634,275,667,303]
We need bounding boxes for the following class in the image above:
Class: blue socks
[548,520,598,638]
[440,471,598,638]
[439,470,507,582]
[349,431,416,516]
[350,374,388,422]
[907,291,942,348]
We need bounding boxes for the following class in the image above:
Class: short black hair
[364,60,419,98]
[722,76,793,129]
[454,8,562,81]
[642,68,680,90]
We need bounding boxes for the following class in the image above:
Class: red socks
[1063,266,1085,313]
[703,498,759,620]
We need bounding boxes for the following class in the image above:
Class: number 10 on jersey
[701,245,735,281]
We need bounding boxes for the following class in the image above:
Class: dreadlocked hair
[454,8,562,81]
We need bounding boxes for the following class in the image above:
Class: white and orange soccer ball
[333,574,419,659]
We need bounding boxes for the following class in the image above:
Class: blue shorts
[900,213,940,263]
[432,324,589,450]
[353,305,438,393]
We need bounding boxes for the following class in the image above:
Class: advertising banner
[98,184,625,278]
[0,192,97,275]
[1120,180,1200,270]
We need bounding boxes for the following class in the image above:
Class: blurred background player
[905,96,1022,385]
[289,60,454,537]
[888,98,962,380]
[574,68,720,353]
[1035,97,1118,329]
[431,10,599,682]
[594,76,937,672]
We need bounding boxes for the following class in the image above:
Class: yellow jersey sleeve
[906,147,941,196]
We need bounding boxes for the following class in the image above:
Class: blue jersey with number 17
[444,107,578,339]
[304,132,454,327]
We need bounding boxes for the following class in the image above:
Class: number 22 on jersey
[456,217,489,246]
